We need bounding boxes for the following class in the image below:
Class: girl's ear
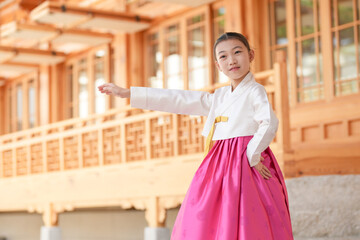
[249,49,255,62]
[215,61,222,72]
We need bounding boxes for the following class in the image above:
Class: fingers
[98,85,114,95]
[261,166,272,179]
[255,162,272,180]
[98,83,114,91]
[260,156,264,162]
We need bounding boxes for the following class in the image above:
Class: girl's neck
[230,70,250,92]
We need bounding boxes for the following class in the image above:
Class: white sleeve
[246,85,279,167]
[130,87,213,116]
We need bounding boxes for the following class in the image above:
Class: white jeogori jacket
[130,72,279,167]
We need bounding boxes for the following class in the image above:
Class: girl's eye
[219,55,226,59]
[235,51,242,54]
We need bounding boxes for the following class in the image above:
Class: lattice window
[178,115,205,155]
[83,131,99,167]
[30,143,43,174]
[16,147,27,176]
[125,121,146,161]
[103,126,121,165]
[64,136,79,169]
[2,150,13,177]
[47,140,60,172]
[150,115,174,158]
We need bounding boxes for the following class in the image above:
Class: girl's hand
[254,156,272,179]
[98,83,130,98]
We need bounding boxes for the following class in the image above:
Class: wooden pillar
[224,0,264,72]
[224,0,244,33]
[129,32,145,88]
[243,0,261,72]
[50,63,64,123]
[145,196,166,228]
[88,53,95,115]
[274,51,291,153]
[274,50,292,175]
[39,65,50,126]
[42,203,58,227]
[286,0,297,108]
[257,0,271,71]
[0,85,4,135]
[22,79,29,130]
[113,33,129,109]
[319,0,334,102]
[57,63,65,121]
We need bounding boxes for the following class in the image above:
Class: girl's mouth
[229,67,240,71]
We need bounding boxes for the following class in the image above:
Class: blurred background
[0,0,359,239]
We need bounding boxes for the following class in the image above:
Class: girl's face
[215,39,254,81]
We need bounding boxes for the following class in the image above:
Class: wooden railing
[0,52,291,178]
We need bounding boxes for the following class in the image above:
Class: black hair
[213,32,251,60]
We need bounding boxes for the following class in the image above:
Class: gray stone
[144,227,170,240]
[40,226,61,240]
[285,174,360,239]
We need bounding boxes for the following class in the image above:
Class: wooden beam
[17,23,114,39]
[31,1,152,24]
[2,61,39,68]
[0,46,66,57]
[19,0,46,11]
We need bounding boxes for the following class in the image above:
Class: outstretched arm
[98,83,213,116]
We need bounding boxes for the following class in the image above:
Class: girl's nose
[229,55,237,65]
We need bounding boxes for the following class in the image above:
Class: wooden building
[0,0,359,239]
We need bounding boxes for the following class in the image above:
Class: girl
[98,32,294,240]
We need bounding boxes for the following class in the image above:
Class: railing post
[0,148,3,178]
[59,136,64,171]
[78,133,83,168]
[42,131,47,173]
[274,50,292,172]
[12,137,16,177]
[172,114,179,156]
[27,143,31,175]
[98,128,104,166]
[120,124,126,163]
[145,118,151,160]
[274,51,291,152]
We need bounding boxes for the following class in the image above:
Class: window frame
[3,71,39,133]
[144,4,220,90]
[64,44,111,119]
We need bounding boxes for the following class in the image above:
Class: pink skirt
[171,136,294,240]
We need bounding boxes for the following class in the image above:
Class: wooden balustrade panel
[82,131,99,167]
[30,143,43,174]
[150,115,174,159]
[47,140,60,172]
[103,126,121,165]
[178,115,205,155]
[2,150,13,177]
[16,147,27,176]
[291,117,360,146]
[64,136,79,169]
[349,119,360,137]
[125,121,146,162]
